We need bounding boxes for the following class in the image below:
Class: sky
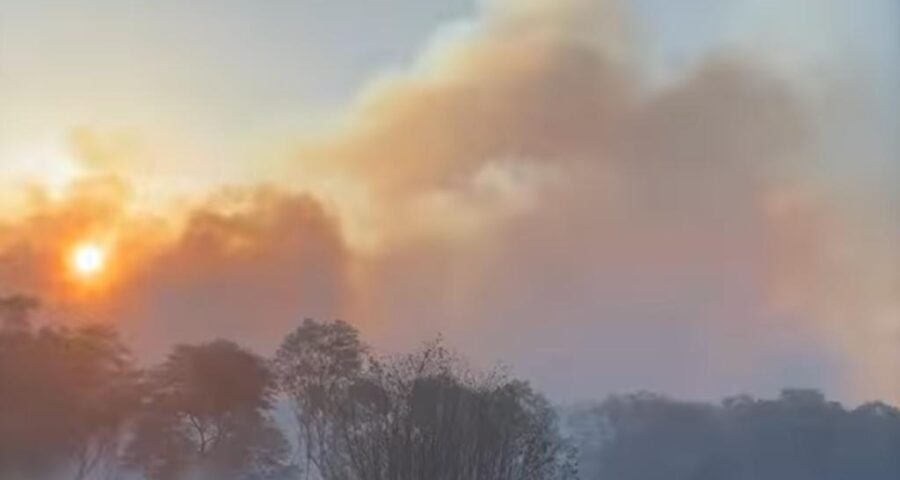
[0,0,897,403]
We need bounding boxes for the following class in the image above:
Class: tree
[0,300,139,480]
[569,392,728,480]
[569,389,900,480]
[272,318,366,479]
[127,339,292,480]
[273,320,576,480]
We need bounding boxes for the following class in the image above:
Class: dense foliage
[568,390,900,480]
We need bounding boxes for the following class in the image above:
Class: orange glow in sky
[69,242,108,279]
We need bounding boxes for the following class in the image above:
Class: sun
[70,243,108,278]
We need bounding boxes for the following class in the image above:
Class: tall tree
[273,318,366,479]
[127,340,292,480]
[0,300,139,480]
[274,320,576,480]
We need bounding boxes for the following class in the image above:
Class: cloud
[278,0,842,400]
[765,186,900,401]
[125,186,353,356]
[0,178,353,358]
[276,0,893,402]
[0,0,894,402]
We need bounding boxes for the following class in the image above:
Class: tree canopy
[3,302,900,480]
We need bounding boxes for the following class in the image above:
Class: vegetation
[2,295,900,480]
[0,298,574,480]
[273,321,576,480]
[568,390,900,480]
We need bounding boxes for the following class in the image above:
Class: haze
[0,0,898,405]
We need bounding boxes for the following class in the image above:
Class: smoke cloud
[0,0,895,402]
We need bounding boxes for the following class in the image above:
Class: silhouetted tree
[0,299,139,480]
[569,389,900,480]
[127,340,292,480]
[274,320,576,480]
[569,392,728,480]
[7,299,900,480]
[272,318,365,479]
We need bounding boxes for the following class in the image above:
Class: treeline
[0,296,574,480]
[569,390,900,480]
[2,295,900,480]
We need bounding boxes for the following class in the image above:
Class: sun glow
[70,243,108,278]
